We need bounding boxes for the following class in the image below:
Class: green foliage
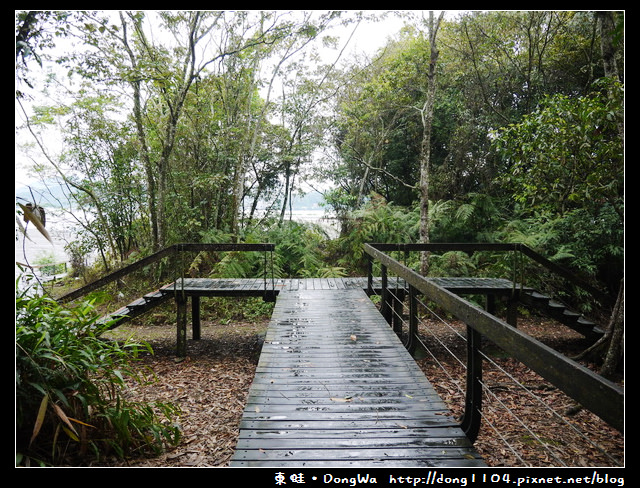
[490,79,624,292]
[428,251,477,277]
[267,220,338,278]
[202,296,274,324]
[16,279,181,466]
[333,195,420,272]
[17,11,623,312]
[429,193,504,243]
[33,252,66,277]
[493,79,624,218]
[496,203,623,294]
[202,220,341,280]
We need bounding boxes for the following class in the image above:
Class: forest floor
[92,307,624,468]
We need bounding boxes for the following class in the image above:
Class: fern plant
[267,220,331,278]
[429,251,477,277]
[335,195,419,272]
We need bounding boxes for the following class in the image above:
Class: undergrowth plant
[204,220,343,279]
[335,195,420,273]
[16,277,181,466]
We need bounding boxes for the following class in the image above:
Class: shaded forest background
[16,11,623,296]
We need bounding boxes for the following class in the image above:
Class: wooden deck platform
[229,287,485,467]
[167,276,518,296]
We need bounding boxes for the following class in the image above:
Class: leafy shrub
[428,251,477,277]
[16,279,181,466]
[203,296,274,324]
[267,220,335,278]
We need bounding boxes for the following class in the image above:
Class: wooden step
[521,291,603,339]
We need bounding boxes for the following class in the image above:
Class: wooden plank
[162,277,521,297]
[230,288,484,467]
[232,448,484,467]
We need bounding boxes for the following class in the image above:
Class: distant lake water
[15,209,339,283]
[284,209,340,239]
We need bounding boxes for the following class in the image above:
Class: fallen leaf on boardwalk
[94,316,623,468]
[350,334,357,341]
[330,397,353,402]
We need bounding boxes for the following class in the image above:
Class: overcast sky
[15,10,456,191]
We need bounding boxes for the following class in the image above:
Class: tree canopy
[16,10,623,293]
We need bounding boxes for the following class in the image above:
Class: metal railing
[363,243,623,439]
[365,242,612,308]
[57,243,276,303]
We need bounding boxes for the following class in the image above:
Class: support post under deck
[176,294,187,358]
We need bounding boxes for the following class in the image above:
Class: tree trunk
[600,279,624,379]
[593,12,624,380]
[418,12,444,275]
[231,154,246,240]
[120,13,159,251]
[279,161,293,225]
[574,278,624,380]
[596,11,620,82]
[596,11,624,142]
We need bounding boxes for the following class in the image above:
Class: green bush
[16,278,181,466]
[267,220,339,278]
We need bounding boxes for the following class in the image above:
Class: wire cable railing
[363,243,624,467]
[415,303,622,467]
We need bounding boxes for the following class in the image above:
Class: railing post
[176,293,187,359]
[381,264,392,324]
[263,248,276,302]
[192,296,201,340]
[460,325,483,443]
[407,285,418,355]
[392,284,404,335]
[367,255,373,296]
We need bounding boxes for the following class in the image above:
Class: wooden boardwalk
[229,286,485,467]
[168,276,518,295]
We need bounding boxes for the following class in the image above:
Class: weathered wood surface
[230,288,485,467]
[166,276,516,296]
[167,276,380,295]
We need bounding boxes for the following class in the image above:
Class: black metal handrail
[57,243,276,303]
[364,243,623,438]
[367,242,612,307]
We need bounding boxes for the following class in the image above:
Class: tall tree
[116,11,222,250]
[417,11,444,275]
[576,11,624,379]
[596,11,624,140]
[331,28,427,208]
[77,11,297,249]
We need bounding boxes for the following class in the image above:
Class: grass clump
[16,277,181,466]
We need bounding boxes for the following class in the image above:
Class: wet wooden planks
[166,276,515,297]
[230,288,485,467]
[166,276,403,296]
[168,277,273,296]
